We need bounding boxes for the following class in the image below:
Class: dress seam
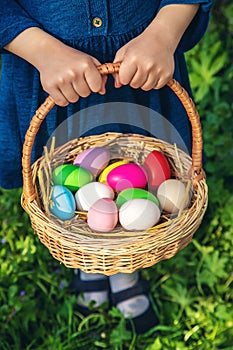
[53,15,155,42]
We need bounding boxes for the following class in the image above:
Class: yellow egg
[98,160,129,183]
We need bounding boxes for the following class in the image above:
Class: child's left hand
[113,28,175,91]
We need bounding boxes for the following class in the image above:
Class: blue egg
[50,185,76,220]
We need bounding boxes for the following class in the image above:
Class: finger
[112,73,123,88]
[113,47,125,65]
[153,72,173,90]
[86,56,107,93]
[113,47,137,86]
[99,75,108,95]
[56,81,80,103]
[50,88,70,107]
[72,78,91,98]
[129,68,149,89]
[42,79,70,106]
[92,56,103,68]
[119,60,137,85]
[153,79,167,90]
[84,59,103,92]
[141,74,159,91]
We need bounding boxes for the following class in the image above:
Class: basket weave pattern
[21,63,208,275]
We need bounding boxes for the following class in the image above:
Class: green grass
[0,175,233,349]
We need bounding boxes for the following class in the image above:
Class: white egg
[119,198,161,231]
[75,182,114,211]
[157,179,191,214]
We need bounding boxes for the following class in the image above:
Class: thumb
[113,46,125,64]
[91,56,108,94]
[113,47,125,88]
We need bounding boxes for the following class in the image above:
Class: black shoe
[110,274,159,334]
[70,270,110,316]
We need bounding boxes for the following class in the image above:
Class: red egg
[143,150,171,190]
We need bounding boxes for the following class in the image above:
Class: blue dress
[0,0,212,189]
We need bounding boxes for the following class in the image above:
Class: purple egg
[73,147,110,177]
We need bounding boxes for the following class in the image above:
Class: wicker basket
[21,63,208,275]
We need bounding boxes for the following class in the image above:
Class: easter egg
[73,147,110,177]
[119,199,161,231]
[116,188,160,208]
[87,198,118,232]
[157,179,191,214]
[143,150,171,190]
[49,185,76,220]
[98,160,129,183]
[52,164,93,192]
[107,163,147,192]
[75,182,115,211]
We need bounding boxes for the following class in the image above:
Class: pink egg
[73,147,110,177]
[87,198,118,232]
[107,163,148,191]
[143,150,171,190]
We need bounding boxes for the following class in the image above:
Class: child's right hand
[38,45,106,106]
[5,28,106,106]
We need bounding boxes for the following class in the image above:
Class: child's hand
[5,28,106,106]
[113,3,200,91]
[38,45,106,106]
[113,28,175,91]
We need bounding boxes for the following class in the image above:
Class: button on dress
[0,0,212,189]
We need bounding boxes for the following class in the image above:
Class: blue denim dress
[0,0,212,189]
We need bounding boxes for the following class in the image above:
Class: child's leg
[77,271,108,307]
[109,271,158,333]
[109,271,149,317]
[70,270,109,313]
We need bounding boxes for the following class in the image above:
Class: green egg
[52,164,93,192]
[116,188,160,208]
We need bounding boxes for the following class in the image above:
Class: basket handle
[22,62,204,203]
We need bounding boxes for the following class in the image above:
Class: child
[0,0,213,333]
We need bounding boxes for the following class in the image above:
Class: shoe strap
[70,276,109,293]
[111,278,150,305]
